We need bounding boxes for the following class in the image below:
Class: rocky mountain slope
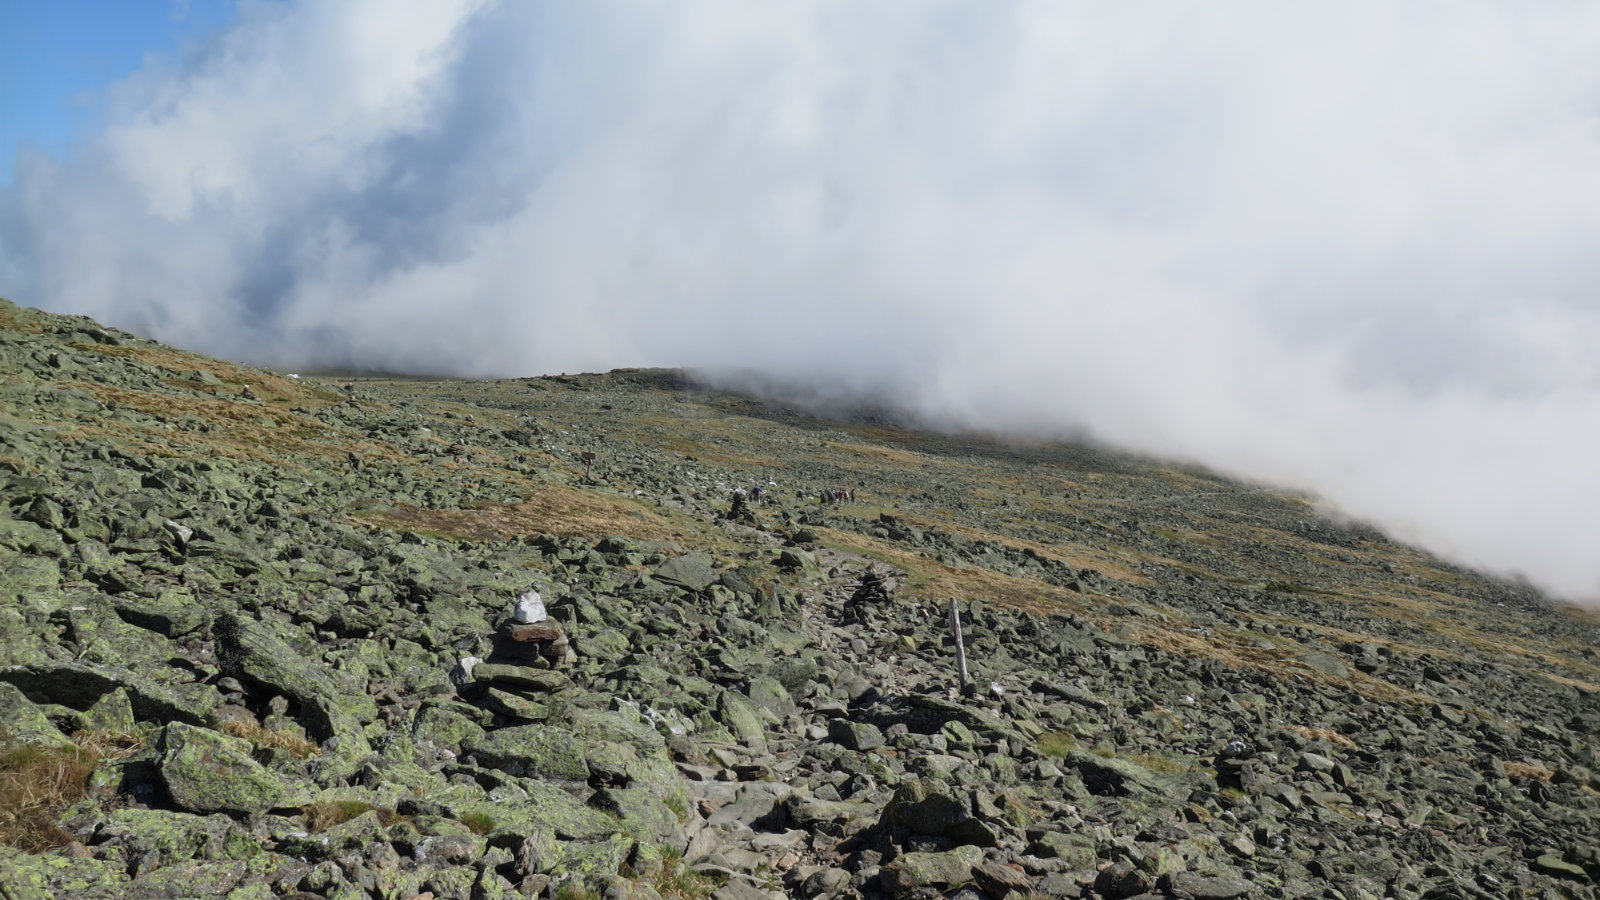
[0,297,1597,900]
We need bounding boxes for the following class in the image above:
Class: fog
[6,1,1600,599]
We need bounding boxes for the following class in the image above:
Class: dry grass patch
[0,454,33,475]
[1503,761,1555,782]
[0,300,48,333]
[1121,621,1425,705]
[59,381,368,465]
[839,510,1151,586]
[0,730,143,852]
[1132,753,1194,774]
[356,484,679,542]
[304,800,402,831]
[636,845,721,900]
[218,720,320,759]
[1537,672,1600,694]
[1285,725,1360,749]
[79,344,321,406]
[814,527,1092,618]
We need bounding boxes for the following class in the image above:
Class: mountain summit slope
[0,297,1597,898]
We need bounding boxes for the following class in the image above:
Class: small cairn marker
[495,590,571,668]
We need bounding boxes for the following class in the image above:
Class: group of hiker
[727,481,857,513]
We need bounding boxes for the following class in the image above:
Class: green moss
[1035,731,1077,757]
[644,844,720,900]
[460,811,496,835]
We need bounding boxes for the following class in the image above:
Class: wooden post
[581,451,596,481]
[949,598,971,696]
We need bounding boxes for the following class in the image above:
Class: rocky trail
[0,298,1597,900]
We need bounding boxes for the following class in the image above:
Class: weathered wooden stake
[949,598,971,695]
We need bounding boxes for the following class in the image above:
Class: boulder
[1065,750,1190,799]
[466,725,589,781]
[159,722,287,815]
[0,681,73,749]
[1169,873,1259,899]
[828,719,885,752]
[211,612,374,751]
[880,845,984,895]
[880,777,998,846]
[653,553,719,592]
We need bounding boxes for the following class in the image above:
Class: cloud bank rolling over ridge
[6,0,1600,599]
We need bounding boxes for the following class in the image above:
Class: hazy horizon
[6,1,1600,601]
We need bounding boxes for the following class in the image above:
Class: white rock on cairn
[512,590,547,624]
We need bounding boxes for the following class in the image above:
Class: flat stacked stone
[492,621,572,668]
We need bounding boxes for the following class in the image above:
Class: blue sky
[0,1,240,185]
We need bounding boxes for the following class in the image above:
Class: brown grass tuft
[304,800,401,831]
[1503,761,1555,782]
[1285,725,1360,749]
[218,720,320,759]
[0,730,141,852]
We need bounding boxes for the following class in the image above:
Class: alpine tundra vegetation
[0,297,1597,899]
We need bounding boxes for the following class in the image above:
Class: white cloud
[6,0,1600,599]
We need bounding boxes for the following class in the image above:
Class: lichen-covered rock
[0,553,65,617]
[880,778,998,846]
[588,785,683,843]
[279,809,390,860]
[210,611,373,764]
[827,719,884,751]
[448,781,618,843]
[111,588,208,637]
[92,808,260,867]
[0,845,129,900]
[1170,873,1259,899]
[77,686,138,734]
[412,703,487,754]
[716,691,768,753]
[466,724,588,780]
[653,553,718,592]
[470,663,572,694]
[563,706,670,760]
[0,660,215,726]
[879,845,983,895]
[0,681,73,748]
[159,722,287,815]
[1065,749,1191,799]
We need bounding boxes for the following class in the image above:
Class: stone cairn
[845,565,893,625]
[723,489,756,524]
[460,591,576,720]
